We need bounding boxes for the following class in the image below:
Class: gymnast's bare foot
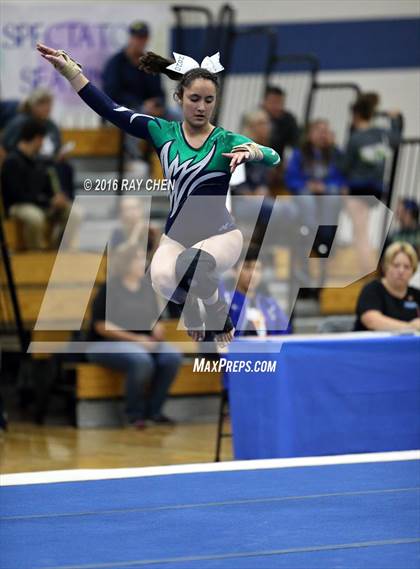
[214,328,235,348]
[204,299,235,348]
[187,326,206,342]
[183,294,205,342]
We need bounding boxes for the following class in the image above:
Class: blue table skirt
[226,335,420,459]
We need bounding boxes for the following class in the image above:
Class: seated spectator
[1,88,75,199]
[231,109,298,244]
[109,195,160,261]
[354,242,420,332]
[349,93,379,133]
[284,119,345,287]
[341,97,401,273]
[85,244,182,428]
[1,119,79,250]
[222,246,292,336]
[0,99,19,166]
[356,92,403,133]
[262,85,299,161]
[233,109,273,198]
[102,21,164,114]
[387,199,420,257]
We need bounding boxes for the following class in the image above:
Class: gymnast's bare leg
[150,229,243,345]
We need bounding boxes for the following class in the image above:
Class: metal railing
[0,217,27,352]
[266,53,319,128]
[172,5,215,60]
[217,23,278,129]
[388,138,420,209]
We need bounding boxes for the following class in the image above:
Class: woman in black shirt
[86,244,182,428]
[354,241,420,331]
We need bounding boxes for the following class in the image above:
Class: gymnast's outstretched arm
[222,133,280,173]
[36,42,159,140]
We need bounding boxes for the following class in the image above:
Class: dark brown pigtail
[138,51,179,80]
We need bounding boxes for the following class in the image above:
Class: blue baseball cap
[129,21,149,38]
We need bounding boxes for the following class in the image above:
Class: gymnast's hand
[222,150,251,174]
[223,142,264,174]
[36,43,83,81]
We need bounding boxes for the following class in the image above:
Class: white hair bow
[166,52,224,75]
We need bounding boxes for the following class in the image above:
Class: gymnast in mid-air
[37,42,280,346]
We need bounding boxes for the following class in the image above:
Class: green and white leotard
[79,82,280,246]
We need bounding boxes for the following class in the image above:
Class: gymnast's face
[181,79,217,128]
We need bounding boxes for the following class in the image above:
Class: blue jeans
[85,341,182,422]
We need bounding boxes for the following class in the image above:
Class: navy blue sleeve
[78,82,160,140]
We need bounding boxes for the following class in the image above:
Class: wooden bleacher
[61,128,121,158]
[0,251,106,324]
[3,218,25,251]
[319,277,373,315]
[274,245,376,314]
[77,362,221,399]
[317,248,377,314]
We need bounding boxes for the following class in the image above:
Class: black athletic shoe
[204,298,234,334]
[147,414,176,425]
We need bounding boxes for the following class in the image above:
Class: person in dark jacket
[341,96,401,273]
[102,21,164,114]
[1,119,78,249]
[1,88,75,200]
[102,21,167,160]
[262,85,299,161]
